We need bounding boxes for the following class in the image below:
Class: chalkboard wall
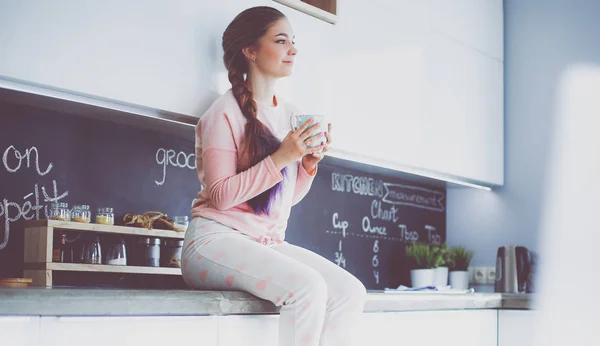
[0,96,445,289]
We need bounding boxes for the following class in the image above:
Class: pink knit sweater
[190,90,316,243]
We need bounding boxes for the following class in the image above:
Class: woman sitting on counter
[180,5,366,346]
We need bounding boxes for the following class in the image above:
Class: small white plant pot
[449,271,470,290]
[410,268,435,288]
[433,266,449,287]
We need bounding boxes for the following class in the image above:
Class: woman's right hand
[271,118,325,171]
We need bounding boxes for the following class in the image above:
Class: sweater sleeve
[292,161,317,206]
[199,112,283,211]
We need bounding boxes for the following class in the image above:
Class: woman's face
[250,18,297,79]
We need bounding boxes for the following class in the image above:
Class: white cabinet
[498,310,539,346]
[0,316,41,346]
[38,316,218,346]
[425,0,504,61]
[356,310,498,346]
[1,310,505,346]
[218,315,279,346]
[421,30,504,185]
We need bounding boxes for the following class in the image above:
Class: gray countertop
[0,288,534,316]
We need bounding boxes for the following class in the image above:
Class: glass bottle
[52,232,73,263]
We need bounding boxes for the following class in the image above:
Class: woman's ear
[241,46,256,62]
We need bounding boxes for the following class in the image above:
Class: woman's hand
[271,119,325,171]
[302,123,332,173]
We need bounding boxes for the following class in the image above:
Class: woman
[182,6,366,346]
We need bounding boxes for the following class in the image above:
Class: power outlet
[469,266,496,285]
[487,267,497,284]
[470,267,486,285]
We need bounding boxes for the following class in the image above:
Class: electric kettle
[494,245,532,293]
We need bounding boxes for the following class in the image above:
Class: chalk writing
[331,173,384,197]
[372,240,380,284]
[425,225,441,246]
[332,212,348,268]
[382,183,445,212]
[398,224,419,243]
[362,216,388,236]
[3,145,53,176]
[371,199,399,222]
[0,145,68,251]
[155,148,196,186]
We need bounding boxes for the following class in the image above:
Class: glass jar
[96,207,115,225]
[173,216,189,232]
[105,237,127,266]
[82,234,102,264]
[139,237,160,267]
[71,204,91,223]
[161,239,183,268]
[48,202,71,221]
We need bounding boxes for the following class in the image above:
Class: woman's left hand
[302,123,332,173]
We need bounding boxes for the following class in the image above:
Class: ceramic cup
[290,114,327,152]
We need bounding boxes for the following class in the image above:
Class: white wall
[448,0,600,267]
[0,0,503,186]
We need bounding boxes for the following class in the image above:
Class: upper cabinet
[421,30,504,185]
[0,0,504,186]
[422,0,504,185]
[426,0,504,61]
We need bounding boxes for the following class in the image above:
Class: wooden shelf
[24,219,185,239]
[23,220,185,287]
[44,262,181,275]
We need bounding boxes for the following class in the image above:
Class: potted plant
[406,243,441,288]
[432,242,450,287]
[447,245,474,290]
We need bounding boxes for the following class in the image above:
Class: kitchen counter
[0,288,534,316]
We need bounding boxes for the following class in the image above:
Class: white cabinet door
[498,310,539,346]
[0,316,41,346]
[39,316,218,346]
[421,30,504,185]
[218,315,279,346]
[356,310,497,346]
[328,1,427,171]
[425,0,503,61]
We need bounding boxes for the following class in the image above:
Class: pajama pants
[181,217,367,346]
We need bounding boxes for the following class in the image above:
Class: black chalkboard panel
[0,99,199,278]
[286,157,446,290]
[0,96,446,289]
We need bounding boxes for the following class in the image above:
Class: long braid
[228,63,288,216]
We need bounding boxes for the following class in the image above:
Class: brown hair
[222,6,288,215]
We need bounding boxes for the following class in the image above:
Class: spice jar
[48,202,71,221]
[71,205,91,223]
[96,207,115,225]
[173,216,189,232]
[139,237,160,267]
[161,239,183,268]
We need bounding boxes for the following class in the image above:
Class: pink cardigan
[190,90,316,243]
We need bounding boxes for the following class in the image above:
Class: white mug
[290,114,327,151]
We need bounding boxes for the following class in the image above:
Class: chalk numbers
[372,240,380,284]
